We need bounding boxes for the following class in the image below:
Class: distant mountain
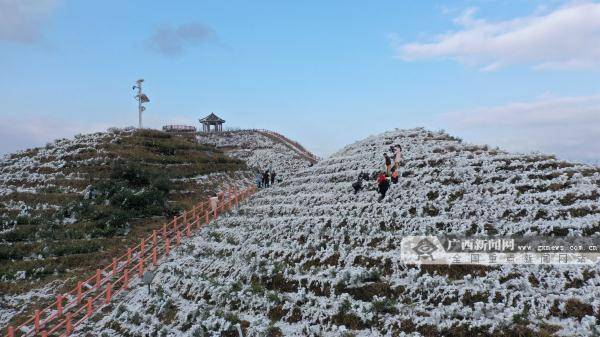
[74,128,600,336]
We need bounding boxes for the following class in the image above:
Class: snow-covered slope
[0,128,250,327]
[197,130,316,178]
[76,128,600,336]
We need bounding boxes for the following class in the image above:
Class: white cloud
[0,115,109,155]
[437,94,600,164]
[146,22,217,57]
[0,0,59,43]
[398,2,600,70]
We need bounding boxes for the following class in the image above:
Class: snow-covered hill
[197,130,317,179]
[0,128,250,327]
[74,128,600,336]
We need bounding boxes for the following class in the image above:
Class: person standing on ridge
[270,170,277,186]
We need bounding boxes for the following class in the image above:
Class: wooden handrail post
[76,281,82,303]
[152,230,157,246]
[186,221,191,238]
[138,259,144,277]
[86,299,93,318]
[106,282,112,304]
[173,215,177,230]
[205,211,209,224]
[124,268,129,290]
[176,231,181,246]
[95,269,102,289]
[34,309,40,333]
[127,247,132,265]
[196,215,201,230]
[7,326,14,337]
[183,210,187,226]
[213,207,217,219]
[165,238,171,256]
[56,294,63,318]
[152,246,157,266]
[66,313,73,335]
[41,331,48,337]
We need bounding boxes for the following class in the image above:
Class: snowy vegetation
[197,130,316,179]
[0,128,250,327]
[73,128,600,336]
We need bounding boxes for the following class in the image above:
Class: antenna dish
[138,94,150,103]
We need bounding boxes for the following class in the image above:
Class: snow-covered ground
[1,128,313,330]
[73,128,600,336]
[197,130,315,180]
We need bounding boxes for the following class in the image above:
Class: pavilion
[199,113,225,132]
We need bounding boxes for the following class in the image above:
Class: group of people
[256,169,277,188]
[353,145,402,201]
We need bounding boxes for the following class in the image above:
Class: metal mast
[133,79,149,129]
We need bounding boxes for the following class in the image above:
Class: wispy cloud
[0,115,110,155]
[437,94,600,164]
[397,2,600,70]
[146,22,217,57]
[0,0,60,44]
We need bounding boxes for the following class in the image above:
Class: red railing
[4,184,257,337]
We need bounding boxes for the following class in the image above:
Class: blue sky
[1,0,599,163]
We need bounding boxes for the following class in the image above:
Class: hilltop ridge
[72,128,600,336]
[197,129,318,177]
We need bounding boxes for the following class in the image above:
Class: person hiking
[391,166,399,184]
[256,172,262,188]
[384,153,392,177]
[352,172,365,194]
[262,171,270,188]
[376,172,390,201]
[393,146,402,168]
[270,171,276,185]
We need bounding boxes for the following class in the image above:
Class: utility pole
[133,79,150,129]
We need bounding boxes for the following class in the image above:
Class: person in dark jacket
[376,172,390,201]
[352,172,365,194]
[270,171,277,185]
[262,171,270,188]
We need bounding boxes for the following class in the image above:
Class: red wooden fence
[4,185,257,337]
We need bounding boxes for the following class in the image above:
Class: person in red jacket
[376,172,390,201]
[391,167,399,184]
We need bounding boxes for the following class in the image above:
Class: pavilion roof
[199,113,225,123]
